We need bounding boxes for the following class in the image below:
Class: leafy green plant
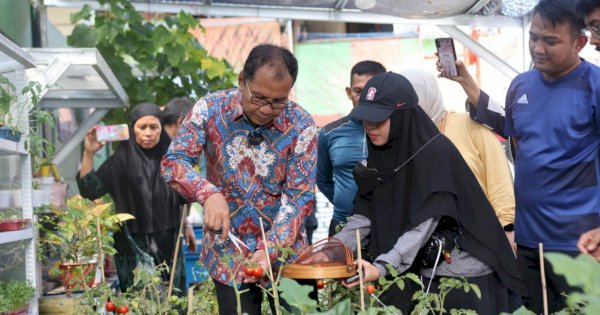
[67,0,236,125]
[410,277,479,315]
[0,74,55,170]
[546,253,600,315]
[36,195,118,265]
[78,263,188,314]
[0,280,35,313]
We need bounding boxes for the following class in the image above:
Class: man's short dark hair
[533,0,585,36]
[575,0,600,19]
[350,61,386,84]
[242,44,298,83]
[163,97,194,125]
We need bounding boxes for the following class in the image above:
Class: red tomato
[252,267,263,278]
[105,301,116,312]
[366,285,376,295]
[117,305,129,314]
[316,280,325,289]
[244,267,254,277]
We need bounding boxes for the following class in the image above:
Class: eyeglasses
[584,24,600,39]
[244,79,290,110]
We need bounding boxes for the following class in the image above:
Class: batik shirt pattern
[161,88,317,286]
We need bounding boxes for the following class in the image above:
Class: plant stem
[259,218,281,315]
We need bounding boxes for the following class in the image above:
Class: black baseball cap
[349,71,419,123]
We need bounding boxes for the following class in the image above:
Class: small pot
[0,218,31,231]
[0,127,21,143]
[0,304,29,315]
[58,262,97,293]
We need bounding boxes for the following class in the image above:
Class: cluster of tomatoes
[243,265,264,278]
[105,300,128,314]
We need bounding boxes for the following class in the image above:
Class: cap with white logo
[350,71,419,123]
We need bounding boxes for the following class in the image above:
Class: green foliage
[546,253,600,314]
[0,74,56,170]
[0,280,35,312]
[189,279,219,314]
[279,278,318,313]
[36,195,117,264]
[78,263,189,314]
[411,277,479,315]
[67,0,237,124]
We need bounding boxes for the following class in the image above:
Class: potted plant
[37,195,119,295]
[0,280,35,315]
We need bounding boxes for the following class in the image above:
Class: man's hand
[203,193,230,241]
[435,57,481,107]
[577,227,600,261]
[184,224,197,253]
[241,249,269,284]
[342,259,379,288]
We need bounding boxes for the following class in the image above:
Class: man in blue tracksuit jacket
[317,61,386,236]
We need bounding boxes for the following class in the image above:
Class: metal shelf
[0,138,27,156]
[0,227,34,245]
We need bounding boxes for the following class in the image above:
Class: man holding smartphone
[440,0,600,312]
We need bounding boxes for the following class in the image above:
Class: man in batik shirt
[161,44,317,314]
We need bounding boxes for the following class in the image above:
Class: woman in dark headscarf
[77,103,187,294]
[333,72,525,313]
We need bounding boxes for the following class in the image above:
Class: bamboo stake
[187,283,195,315]
[168,205,188,299]
[259,217,281,315]
[95,217,105,283]
[539,242,548,315]
[356,230,365,311]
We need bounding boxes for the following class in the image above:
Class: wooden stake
[356,230,365,311]
[95,217,105,283]
[187,283,195,315]
[539,242,548,315]
[168,205,188,299]
[259,217,281,315]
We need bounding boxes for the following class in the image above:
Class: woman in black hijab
[333,72,525,313]
[77,103,187,294]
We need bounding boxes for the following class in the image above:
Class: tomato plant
[316,279,325,289]
[105,301,116,312]
[116,305,129,314]
[252,267,263,278]
[366,284,375,295]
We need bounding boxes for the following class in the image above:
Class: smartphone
[96,124,129,142]
[435,37,458,77]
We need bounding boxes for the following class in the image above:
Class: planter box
[0,127,21,143]
[0,218,31,231]
[0,304,28,315]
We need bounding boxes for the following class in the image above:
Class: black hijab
[96,103,183,234]
[352,73,526,295]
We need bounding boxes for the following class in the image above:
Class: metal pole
[51,108,108,166]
